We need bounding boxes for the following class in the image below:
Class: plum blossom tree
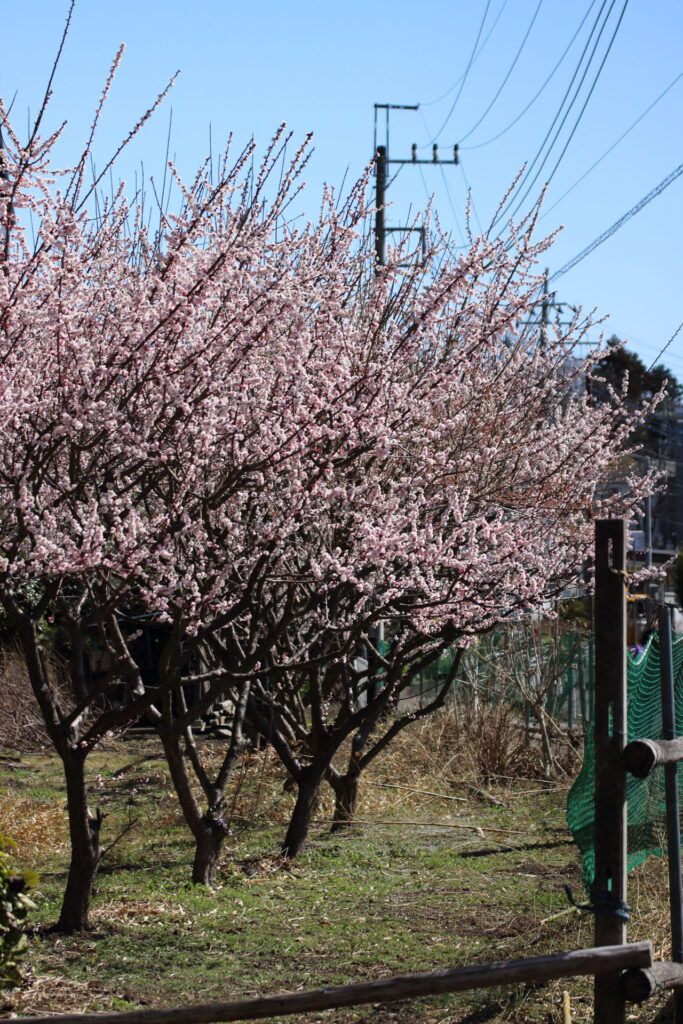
[0,26,659,917]
[0,40,395,920]
[231,219,660,857]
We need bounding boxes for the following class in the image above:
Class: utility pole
[644,455,654,632]
[375,144,387,266]
[373,103,459,267]
[541,268,549,347]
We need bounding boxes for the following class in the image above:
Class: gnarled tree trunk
[192,813,227,887]
[330,768,360,832]
[282,763,325,858]
[57,748,103,932]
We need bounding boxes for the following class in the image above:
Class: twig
[100,817,139,860]
[323,818,528,836]
[111,755,159,781]
[507,787,565,797]
[540,905,580,926]
[372,781,466,802]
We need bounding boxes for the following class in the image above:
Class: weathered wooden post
[660,604,683,1022]
[593,519,628,1024]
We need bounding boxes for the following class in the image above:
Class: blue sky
[4,0,683,381]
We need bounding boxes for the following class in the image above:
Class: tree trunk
[330,771,359,832]
[532,703,554,779]
[192,816,225,887]
[56,749,103,932]
[329,720,374,832]
[281,765,323,858]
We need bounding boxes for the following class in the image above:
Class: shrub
[0,836,37,988]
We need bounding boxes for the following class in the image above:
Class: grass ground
[0,712,676,1023]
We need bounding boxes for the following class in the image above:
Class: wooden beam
[13,943,653,1024]
[621,960,683,1002]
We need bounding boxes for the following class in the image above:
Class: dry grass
[0,792,68,858]
[0,651,48,752]
[366,702,547,793]
[2,709,678,1024]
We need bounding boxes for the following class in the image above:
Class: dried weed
[0,793,68,858]
[0,650,48,752]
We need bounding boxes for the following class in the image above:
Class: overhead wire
[550,158,683,281]
[438,160,467,238]
[463,0,600,150]
[416,158,465,241]
[459,159,484,235]
[540,68,683,221]
[503,0,629,225]
[489,0,614,233]
[429,0,493,145]
[458,0,545,145]
[417,106,468,239]
[420,0,509,108]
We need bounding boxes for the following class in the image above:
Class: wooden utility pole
[660,604,683,1022]
[593,519,628,1024]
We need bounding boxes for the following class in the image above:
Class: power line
[429,0,493,145]
[540,68,683,220]
[497,0,626,230]
[551,159,683,281]
[458,0,544,145]
[459,158,484,235]
[419,0,509,109]
[464,0,599,151]
[489,0,614,233]
[508,0,629,219]
[438,160,466,238]
[416,106,467,238]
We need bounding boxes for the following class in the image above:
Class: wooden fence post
[593,519,628,1024]
[659,604,683,1022]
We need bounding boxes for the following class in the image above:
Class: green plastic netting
[567,631,683,894]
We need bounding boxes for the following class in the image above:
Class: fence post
[588,636,594,723]
[593,520,628,1024]
[659,604,683,1021]
[578,646,587,728]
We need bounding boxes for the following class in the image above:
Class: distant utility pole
[373,103,459,267]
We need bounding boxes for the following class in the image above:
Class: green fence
[409,629,595,730]
[567,631,683,893]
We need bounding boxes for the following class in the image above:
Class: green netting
[567,632,683,893]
